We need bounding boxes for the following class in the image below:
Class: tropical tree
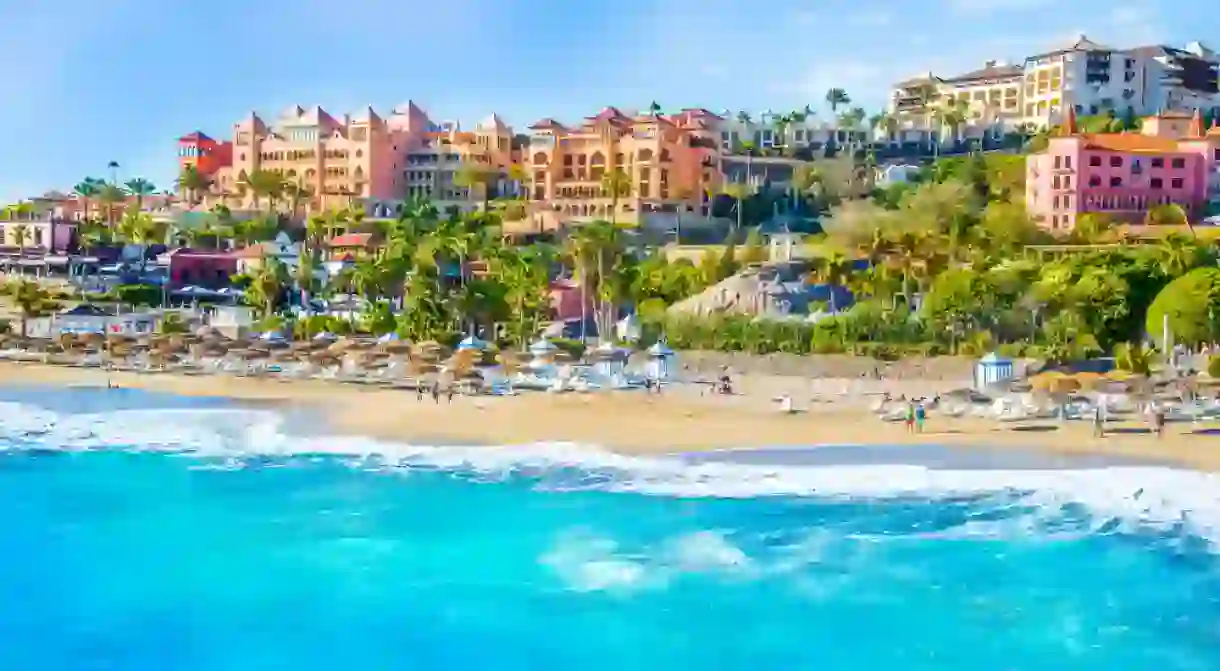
[825,88,851,114]
[124,178,157,210]
[454,164,499,213]
[3,279,56,338]
[244,257,289,319]
[600,168,633,226]
[176,165,212,206]
[72,178,102,222]
[95,181,127,227]
[242,169,286,212]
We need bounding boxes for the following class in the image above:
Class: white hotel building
[891,35,1220,129]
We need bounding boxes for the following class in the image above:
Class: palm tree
[72,178,102,222]
[648,101,663,116]
[176,165,212,206]
[721,182,754,234]
[242,169,285,212]
[600,168,633,226]
[454,164,498,213]
[5,279,55,338]
[107,161,120,184]
[95,181,127,227]
[826,88,851,114]
[11,223,29,254]
[124,178,157,210]
[245,257,288,319]
[810,253,854,312]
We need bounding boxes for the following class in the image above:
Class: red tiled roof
[680,108,725,120]
[1079,133,1185,153]
[529,118,566,130]
[328,233,374,247]
[179,131,213,143]
[587,106,628,122]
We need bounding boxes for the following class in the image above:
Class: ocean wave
[2,401,1220,548]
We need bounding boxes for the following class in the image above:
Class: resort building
[178,101,519,215]
[712,109,870,154]
[892,35,1220,129]
[1025,108,1220,230]
[522,106,721,228]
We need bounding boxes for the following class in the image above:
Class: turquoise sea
[2,386,1220,670]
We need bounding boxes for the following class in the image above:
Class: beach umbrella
[313,331,337,342]
[646,340,674,357]
[377,332,401,343]
[528,338,558,356]
[456,335,488,351]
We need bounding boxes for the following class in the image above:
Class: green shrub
[1208,356,1220,379]
[551,337,586,360]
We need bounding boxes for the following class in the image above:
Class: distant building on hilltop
[1025,107,1220,230]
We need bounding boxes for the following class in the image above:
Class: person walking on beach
[446,385,454,404]
[914,402,926,434]
[904,401,916,434]
[1092,404,1105,438]
[430,381,440,404]
[1154,406,1166,439]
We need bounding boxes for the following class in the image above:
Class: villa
[1025,108,1220,230]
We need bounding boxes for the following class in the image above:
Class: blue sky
[0,0,1203,203]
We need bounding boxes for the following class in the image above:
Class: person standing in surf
[904,401,916,434]
[1093,404,1105,438]
[914,402,926,434]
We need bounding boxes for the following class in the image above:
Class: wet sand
[2,361,1218,470]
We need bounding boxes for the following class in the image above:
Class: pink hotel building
[1027,108,1220,230]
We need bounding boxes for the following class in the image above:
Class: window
[1089,156,1101,167]
[1063,176,1071,188]
[1171,178,1184,189]
[1088,175,1101,187]
[1110,176,1122,187]
[1065,156,1072,169]
[1151,177,1163,189]
[1214,148,1220,161]
[1151,158,1164,168]
[1054,155,1062,169]
[1110,156,1123,167]
[1172,158,1186,169]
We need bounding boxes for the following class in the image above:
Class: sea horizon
[2,385,1218,669]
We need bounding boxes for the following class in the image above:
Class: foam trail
[2,400,1220,547]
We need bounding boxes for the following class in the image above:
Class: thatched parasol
[1030,371,1080,394]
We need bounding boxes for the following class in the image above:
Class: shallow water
[1,387,1219,670]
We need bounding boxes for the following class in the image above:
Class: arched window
[638,149,654,161]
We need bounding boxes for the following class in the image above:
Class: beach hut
[645,340,676,381]
[457,335,488,351]
[591,341,629,380]
[974,352,1015,389]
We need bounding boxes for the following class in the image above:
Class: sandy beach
[2,360,1219,470]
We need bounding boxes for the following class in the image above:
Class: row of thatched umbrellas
[1017,369,1220,399]
[2,329,575,381]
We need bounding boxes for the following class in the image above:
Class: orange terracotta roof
[1079,133,1186,153]
[179,131,213,143]
[328,233,374,247]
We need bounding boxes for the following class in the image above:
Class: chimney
[1189,108,1205,137]
[1062,106,1078,135]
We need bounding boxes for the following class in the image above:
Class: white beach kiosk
[974,352,1016,389]
[591,341,630,381]
[646,340,676,382]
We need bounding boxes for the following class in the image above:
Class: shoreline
[2,360,1219,470]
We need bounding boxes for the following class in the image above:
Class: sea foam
[2,400,1219,548]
